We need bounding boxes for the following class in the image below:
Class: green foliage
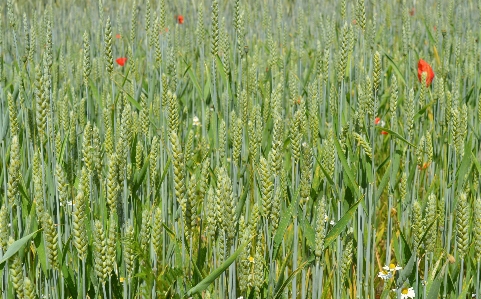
[0,0,480,298]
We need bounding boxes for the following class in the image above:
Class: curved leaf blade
[186,236,253,296]
[273,256,315,299]
[0,230,41,267]
[323,198,362,250]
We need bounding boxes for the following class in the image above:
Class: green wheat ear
[412,199,424,256]
[170,132,186,224]
[425,193,437,253]
[93,220,107,283]
[8,92,18,137]
[104,16,113,77]
[154,17,162,67]
[43,212,59,269]
[353,132,372,159]
[106,153,119,213]
[259,156,273,219]
[83,31,91,86]
[123,223,136,278]
[315,196,327,258]
[373,51,381,94]
[337,22,349,83]
[152,206,163,257]
[0,206,9,250]
[9,237,25,299]
[23,277,36,299]
[7,135,21,206]
[139,209,152,251]
[238,216,251,293]
[356,0,366,31]
[73,170,89,261]
[474,197,481,260]
[102,214,115,278]
[456,192,469,259]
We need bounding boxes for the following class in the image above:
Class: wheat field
[0,0,480,298]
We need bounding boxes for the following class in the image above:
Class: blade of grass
[333,136,361,199]
[0,229,41,269]
[273,256,315,299]
[323,198,362,250]
[374,127,417,149]
[186,236,254,296]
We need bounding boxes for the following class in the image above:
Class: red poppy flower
[115,34,121,39]
[177,15,184,24]
[381,131,389,135]
[417,59,434,87]
[116,57,127,66]
[374,117,386,127]
[418,162,430,170]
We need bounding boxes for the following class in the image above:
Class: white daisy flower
[377,270,392,280]
[383,263,402,272]
[400,287,415,299]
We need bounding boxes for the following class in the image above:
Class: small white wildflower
[377,270,392,280]
[383,263,402,272]
[400,287,415,299]
[193,116,201,126]
[329,220,335,225]
[324,214,329,222]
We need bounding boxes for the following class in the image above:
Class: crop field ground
[0,0,480,298]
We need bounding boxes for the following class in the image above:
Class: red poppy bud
[115,34,121,39]
[417,59,435,87]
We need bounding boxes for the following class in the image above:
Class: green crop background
[0,0,480,298]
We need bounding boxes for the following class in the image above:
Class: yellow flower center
[401,288,408,295]
[389,263,396,270]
